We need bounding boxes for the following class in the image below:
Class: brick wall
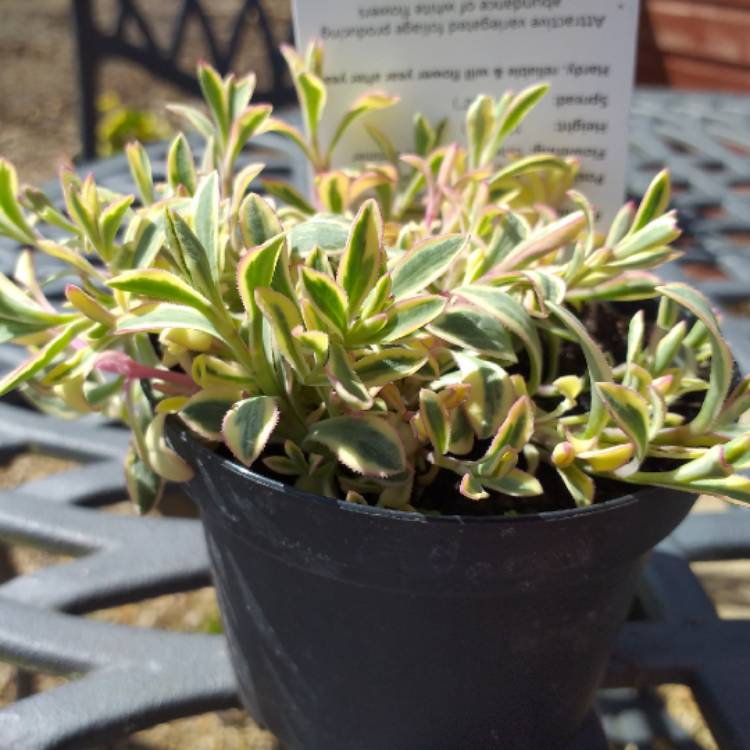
[638,0,750,90]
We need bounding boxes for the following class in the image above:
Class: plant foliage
[1,43,749,515]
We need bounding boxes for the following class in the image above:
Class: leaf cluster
[1,43,749,515]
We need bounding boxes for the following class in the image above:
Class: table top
[2,89,750,750]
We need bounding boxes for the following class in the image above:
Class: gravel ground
[0,0,292,183]
[0,2,746,748]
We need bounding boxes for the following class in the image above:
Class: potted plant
[0,43,748,749]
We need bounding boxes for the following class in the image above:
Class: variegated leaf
[222,396,279,467]
[254,287,309,375]
[456,285,543,392]
[337,199,383,314]
[381,295,446,343]
[304,415,406,478]
[326,342,372,409]
[390,234,466,298]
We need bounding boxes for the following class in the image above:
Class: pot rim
[171,418,675,526]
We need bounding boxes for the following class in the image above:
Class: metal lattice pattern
[1,92,750,749]
[72,0,296,159]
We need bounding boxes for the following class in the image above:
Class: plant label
[292,0,641,224]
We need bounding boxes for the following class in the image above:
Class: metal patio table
[1,90,750,750]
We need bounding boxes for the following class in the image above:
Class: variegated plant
[1,42,749,514]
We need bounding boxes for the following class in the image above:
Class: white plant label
[292,0,641,225]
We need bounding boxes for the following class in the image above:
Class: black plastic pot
[167,422,695,750]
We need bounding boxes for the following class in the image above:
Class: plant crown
[1,43,749,514]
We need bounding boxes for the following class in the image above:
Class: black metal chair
[71,0,296,160]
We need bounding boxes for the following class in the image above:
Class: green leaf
[630,169,671,235]
[486,211,586,272]
[360,274,393,318]
[231,162,265,216]
[455,285,543,392]
[448,407,474,455]
[125,446,164,514]
[167,133,197,194]
[596,382,650,463]
[63,184,100,248]
[317,173,347,213]
[381,295,446,342]
[0,271,74,326]
[237,234,284,316]
[623,469,750,506]
[653,320,686,375]
[262,118,315,164]
[198,63,229,142]
[614,212,680,259]
[427,305,515,360]
[337,198,383,314]
[85,375,125,407]
[488,154,569,192]
[391,234,466,298]
[546,300,613,438]
[0,319,53,344]
[469,213,529,281]
[466,95,494,168]
[227,104,272,167]
[132,218,164,268]
[255,287,309,375]
[478,468,543,497]
[166,104,214,139]
[100,195,134,250]
[327,341,372,409]
[657,283,732,433]
[301,267,349,335]
[606,201,635,246]
[239,193,282,248]
[546,302,612,381]
[305,415,406,478]
[454,353,514,439]
[567,272,659,303]
[329,92,399,156]
[556,463,594,507]
[0,159,35,243]
[482,83,549,163]
[627,310,645,366]
[288,214,350,255]
[180,389,237,439]
[144,413,195,482]
[306,245,335,276]
[460,473,488,500]
[500,83,549,138]
[222,396,279,467]
[229,73,256,120]
[37,240,103,280]
[193,172,221,280]
[354,347,428,387]
[420,388,451,454]
[481,396,534,462]
[164,208,216,299]
[125,142,154,206]
[66,284,115,326]
[261,179,315,214]
[108,269,212,314]
[297,71,327,141]
[0,319,89,396]
[116,303,224,342]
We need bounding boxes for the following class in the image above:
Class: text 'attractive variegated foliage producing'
[1,42,750,514]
